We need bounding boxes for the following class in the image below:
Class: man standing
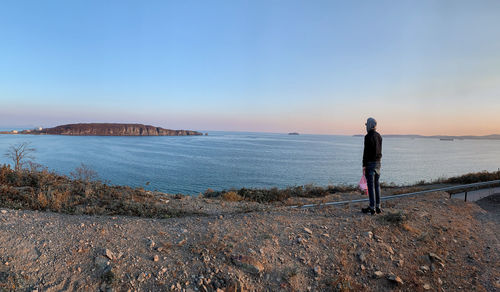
[362,117,382,215]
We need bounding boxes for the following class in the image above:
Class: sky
[1,0,499,135]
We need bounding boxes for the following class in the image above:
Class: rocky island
[2,123,202,136]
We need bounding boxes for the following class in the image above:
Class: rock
[231,255,264,275]
[313,266,322,276]
[147,239,155,249]
[438,278,443,285]
[360,264,365,271]
[373,271,384,278]
[428,253,444,264]
[382,243,394,255]
[322,233,330,238]
[303,227,313,235]
[423,284,431,290]
[1,210,7,214]
[95,256,110,271]
[137,272,146,282]
[386,274,404,285]
[357,252,367,263]
[105,249,115,260]
[297,237,307,244]
[366,231,373,239]
[153,255,159,262]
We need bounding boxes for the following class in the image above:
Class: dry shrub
[36,192,49,209]
[0,164,202,218]
[70,163,98,182]
[206,184,357,203]
[49,190,68,211]
[441,170,500,184]
[221,191,243,202]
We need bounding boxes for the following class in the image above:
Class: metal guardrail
[290,179,500,209]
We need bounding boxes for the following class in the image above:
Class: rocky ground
[0,191,498,292]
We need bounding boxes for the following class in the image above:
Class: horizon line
[1,124,499,138]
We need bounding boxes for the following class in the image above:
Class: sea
[1,131,499,194]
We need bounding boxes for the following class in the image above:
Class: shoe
[362,207,375,215]
[376,207,382,214]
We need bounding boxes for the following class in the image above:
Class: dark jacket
[363,130,382,167]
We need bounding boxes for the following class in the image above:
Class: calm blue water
[1,132,499,194]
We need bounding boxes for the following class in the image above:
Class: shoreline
[0,165,499,216]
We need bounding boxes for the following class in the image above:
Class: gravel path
[0,192,498,291]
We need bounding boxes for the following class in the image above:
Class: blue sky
[1,0,499,134]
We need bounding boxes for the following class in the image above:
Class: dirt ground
[476,193,500,217]
[0,192,498,291]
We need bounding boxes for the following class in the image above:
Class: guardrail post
[464,191,468,202]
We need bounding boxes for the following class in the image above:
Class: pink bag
[359,169,368,195]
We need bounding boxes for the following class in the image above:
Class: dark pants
[365,162,381,209]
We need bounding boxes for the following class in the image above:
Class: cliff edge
[21,123,202,136]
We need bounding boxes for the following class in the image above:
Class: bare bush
[70,163,99,182]
[27,161,47,173]
[4,142,35,171]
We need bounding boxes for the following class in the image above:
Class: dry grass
[0,164,199,218]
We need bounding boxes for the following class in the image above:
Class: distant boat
[288,132,299,135]
[440,138,454,141]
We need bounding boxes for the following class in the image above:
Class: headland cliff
[6,123,202,136]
